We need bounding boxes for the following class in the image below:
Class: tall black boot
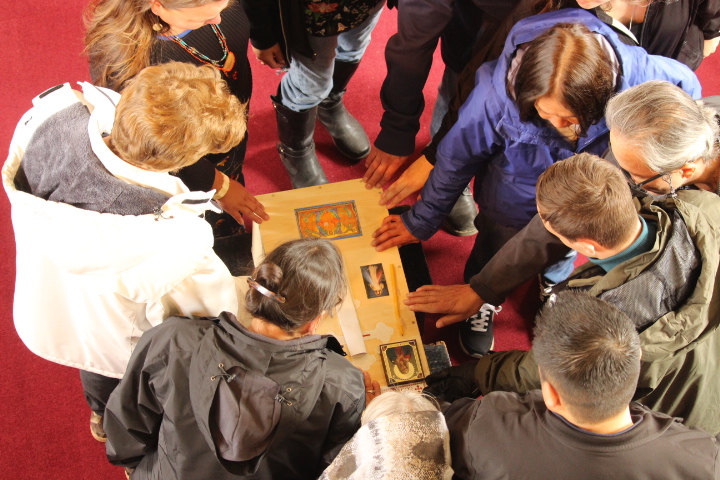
[273,95,329,189]
[441,186,479,236]
[317,61,371,162]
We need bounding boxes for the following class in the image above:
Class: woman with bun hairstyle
[104,238,367,480]
[85,0,268,236]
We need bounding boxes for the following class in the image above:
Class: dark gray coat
[445,390,720,480]
[104,312,365,480]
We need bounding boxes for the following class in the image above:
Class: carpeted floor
[2,1,720,478]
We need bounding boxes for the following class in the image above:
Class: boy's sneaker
[459,303,502,358]
[90,411,107,443]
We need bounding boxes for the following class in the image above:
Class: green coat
[474,189,720,434]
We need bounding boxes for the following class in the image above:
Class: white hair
[361,390,439,425]
[605,81,719,173]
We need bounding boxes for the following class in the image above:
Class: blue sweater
[401,9,702,239]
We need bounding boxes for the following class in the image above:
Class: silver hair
[605,81,719,173]
[361,390,439,425]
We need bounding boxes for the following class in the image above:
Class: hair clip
[247,277,286,304]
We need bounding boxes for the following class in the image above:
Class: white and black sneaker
[459,303,501,358]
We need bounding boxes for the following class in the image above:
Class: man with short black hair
[444,292,720,480]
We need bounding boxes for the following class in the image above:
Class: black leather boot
[273,95,329,189]
[441,186,479,236]
[317,61,371,162]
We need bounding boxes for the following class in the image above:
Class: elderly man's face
[610,131,680,195]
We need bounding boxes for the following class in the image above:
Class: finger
[379,181,402,206]
[250,202,270,222]
[364,162,389,189]
[274,51,287,66]
[225,208,246,228]
[264,58,283,69]
[436,313,466,329]
[372,234,405,252]
[377,164,401,187]
[382,184,413,209]
[363,371,372,388]
[363,151,377,170]
[407,300,451,314]
[415,284,445,293]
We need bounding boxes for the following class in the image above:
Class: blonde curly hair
[110,62,247,172]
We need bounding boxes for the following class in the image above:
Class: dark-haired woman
[104,238,366,480]
[371,10,700,356]
[85,0,268,236]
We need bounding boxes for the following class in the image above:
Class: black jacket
[445,390,720,480]
[104,313,365,480]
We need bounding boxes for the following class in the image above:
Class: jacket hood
[188,313,344,475]
[2,83,221,277]
[487,9,671,150]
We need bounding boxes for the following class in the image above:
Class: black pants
[463,213,519,282]
[80,370,120,416]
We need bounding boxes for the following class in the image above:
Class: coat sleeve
[474,349,541,396]
[401,69,504,240]
[375,0,454,156]
[104,330,165,468]
[697,0,720,39]
[241,0,280,50]
[469,214,570,306]
[422,0,536,165]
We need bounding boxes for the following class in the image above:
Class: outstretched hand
[406,284,483,328]
[362,146,408,189]
[379,156,434,209]
[217,177,269,227]
[371,215,419,252]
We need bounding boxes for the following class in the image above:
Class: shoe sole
[458,330,494,359]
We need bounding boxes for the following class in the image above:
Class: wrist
[213,173,230,200]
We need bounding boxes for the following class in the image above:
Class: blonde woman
[4,62,245,444]
[85,0,268,235]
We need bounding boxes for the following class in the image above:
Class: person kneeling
[444,291,720,480]
[104,238,366,480]
[425,152,720,435]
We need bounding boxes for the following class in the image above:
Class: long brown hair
[84,0,219,92]
[513,23,615,136]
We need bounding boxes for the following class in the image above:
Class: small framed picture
[360,264,389,298]
[380,340,425,386]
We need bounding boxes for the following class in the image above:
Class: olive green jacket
[474,189,720,434]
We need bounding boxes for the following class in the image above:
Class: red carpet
[3,1,720,478]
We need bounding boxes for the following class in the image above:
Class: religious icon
[360,263,389,298]
[295,201,362,240]
[380,340,425,386]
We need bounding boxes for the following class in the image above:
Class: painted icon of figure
[386,344,416,380]
[362,264,386,296]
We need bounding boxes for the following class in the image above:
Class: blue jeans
[429,66,458,138]
[280,2,385,112]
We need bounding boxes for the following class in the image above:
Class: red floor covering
[2,1,720,478]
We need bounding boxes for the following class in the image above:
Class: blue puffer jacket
[401,9,702,239]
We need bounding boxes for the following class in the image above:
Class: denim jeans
[280,2,385,112]
[429,66,459,138]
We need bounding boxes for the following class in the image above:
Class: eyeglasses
[620,168,676,197]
